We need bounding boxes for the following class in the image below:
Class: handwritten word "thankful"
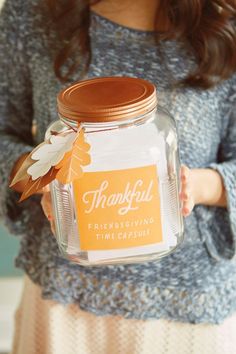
[82,179,154,215]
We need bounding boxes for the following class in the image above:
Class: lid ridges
[57,77,157,122]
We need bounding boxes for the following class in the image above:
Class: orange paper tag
[73,165,163,251]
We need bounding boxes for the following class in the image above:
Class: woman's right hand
[40,188,56,235]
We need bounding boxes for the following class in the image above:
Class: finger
[50,219,56,235]
[182,198,194,217]
[43,185,50,193]
[40,193,50,213]
[180,165,190,184]
[41,192,54,221]
[180,187,191,201]
[36,184,50,194]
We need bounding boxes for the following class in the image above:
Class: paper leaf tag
[27,132,77,180]
[56,129,91,184]
[10,142,50,188]
[19,167,58,202]
[10,125,91,202]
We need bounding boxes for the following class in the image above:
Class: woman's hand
[40,188,56,234]
[180,165,196,217]
[180,165,227,217]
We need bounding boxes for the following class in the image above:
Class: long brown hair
[44,0,236,88]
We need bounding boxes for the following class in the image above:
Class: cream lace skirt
[11,276,236,354]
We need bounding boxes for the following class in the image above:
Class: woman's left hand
[179,164,227,217]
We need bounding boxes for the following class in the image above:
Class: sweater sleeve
[201,79,236,261]
[0,0,40,236]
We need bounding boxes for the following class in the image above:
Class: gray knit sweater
[0,0,236,324]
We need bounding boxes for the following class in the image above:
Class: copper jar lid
[57,76,157,122]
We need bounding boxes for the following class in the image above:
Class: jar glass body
[47,106,184,266]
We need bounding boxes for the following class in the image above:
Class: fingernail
[183,207,189,215]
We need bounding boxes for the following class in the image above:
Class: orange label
[73,165,163,250]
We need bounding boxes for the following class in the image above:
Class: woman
[0,0,236,353]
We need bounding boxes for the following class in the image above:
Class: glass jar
[47,77,184,266]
